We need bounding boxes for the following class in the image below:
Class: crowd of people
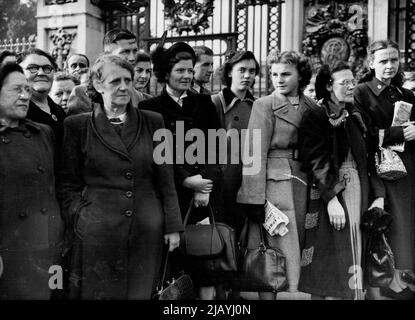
[0,28,414,300]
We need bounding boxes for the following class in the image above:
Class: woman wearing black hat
[139,41,223,300]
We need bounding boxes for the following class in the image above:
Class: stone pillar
[36,0,104,68]
[368,0,389,42]
[280,0,304,52]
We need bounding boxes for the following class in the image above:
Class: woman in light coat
[237,51,318,299]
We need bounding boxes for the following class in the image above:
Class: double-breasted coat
[298,101,385,299]
[57,104,183,299]
[237,91,317,292]
[354,78,415,273]
[0,120,63,299]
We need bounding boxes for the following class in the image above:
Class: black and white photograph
[0,0,414,313]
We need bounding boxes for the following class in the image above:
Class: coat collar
[221,87,255,114]
[91,103,141,156]
[1,118,41,134]
[271,92,312,128]
[365,77,390,96]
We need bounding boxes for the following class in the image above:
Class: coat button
[23,131,31,138]
[125,172,133,180]
[126,191,133,198]
[37,165,45,173]
[40,208,48,215]
[234,116,239,121]
[125,210,133,217]
[18,212,28,220]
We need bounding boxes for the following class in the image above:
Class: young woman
[354,40,415,299]
[237,50,317,299]
[298,61,385,300]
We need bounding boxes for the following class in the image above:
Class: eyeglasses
[25,64,54,74]
[333,79,357,87]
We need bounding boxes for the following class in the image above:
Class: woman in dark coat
[139,42,222,300]
[18,48,66,149]
[0,63,64,299]
[57,55,183,300]
[354,40,415,299]
[298,62,385,300]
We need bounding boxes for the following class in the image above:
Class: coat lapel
[121,105,141,150]
[271,92,305,128]
[91,104,130,156]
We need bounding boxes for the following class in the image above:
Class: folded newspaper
[390,100,413,152]
[263,200,289,237]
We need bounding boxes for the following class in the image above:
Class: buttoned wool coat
[0,120,64,299]
[354,77,415,273]
[237,92,317,292]
[57,104,183,299]
[139,88,223,221]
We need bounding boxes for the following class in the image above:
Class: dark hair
[66,53,90,68]
[103,29,137,51]
[53,71,80,85]
[135,51,151,64]
[359,40,403,86]
[18,48,58,70]
[315,61,351,101]
[193,45,214,61]
[267,50,312,92]
[151,42,196,84]
[90,54,134,84]
[220,51,259,87]
[0,63,25,91]
[0,50,17,66]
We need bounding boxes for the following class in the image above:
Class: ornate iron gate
[102,0,283,96]
[388,0,415,69]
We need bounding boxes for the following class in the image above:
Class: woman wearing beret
[0,63,64,299]
[57,55,183,299]
[139,41,223,299]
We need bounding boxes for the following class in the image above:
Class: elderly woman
[0,63,64,299]
[18,48,66,148]
[298,62,385,300]
[57,55,183,300]
[237,50,317,299]
[139,41,222,300]
[354,40,415,300]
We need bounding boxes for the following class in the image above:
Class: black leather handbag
[153,247,195,300]
[179,201,237,272]
[361,208,395,288]
[231,219,288,292]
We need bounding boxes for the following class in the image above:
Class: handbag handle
[239,217,269,250]
[156,245,170,292]
[183,198,217,227]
